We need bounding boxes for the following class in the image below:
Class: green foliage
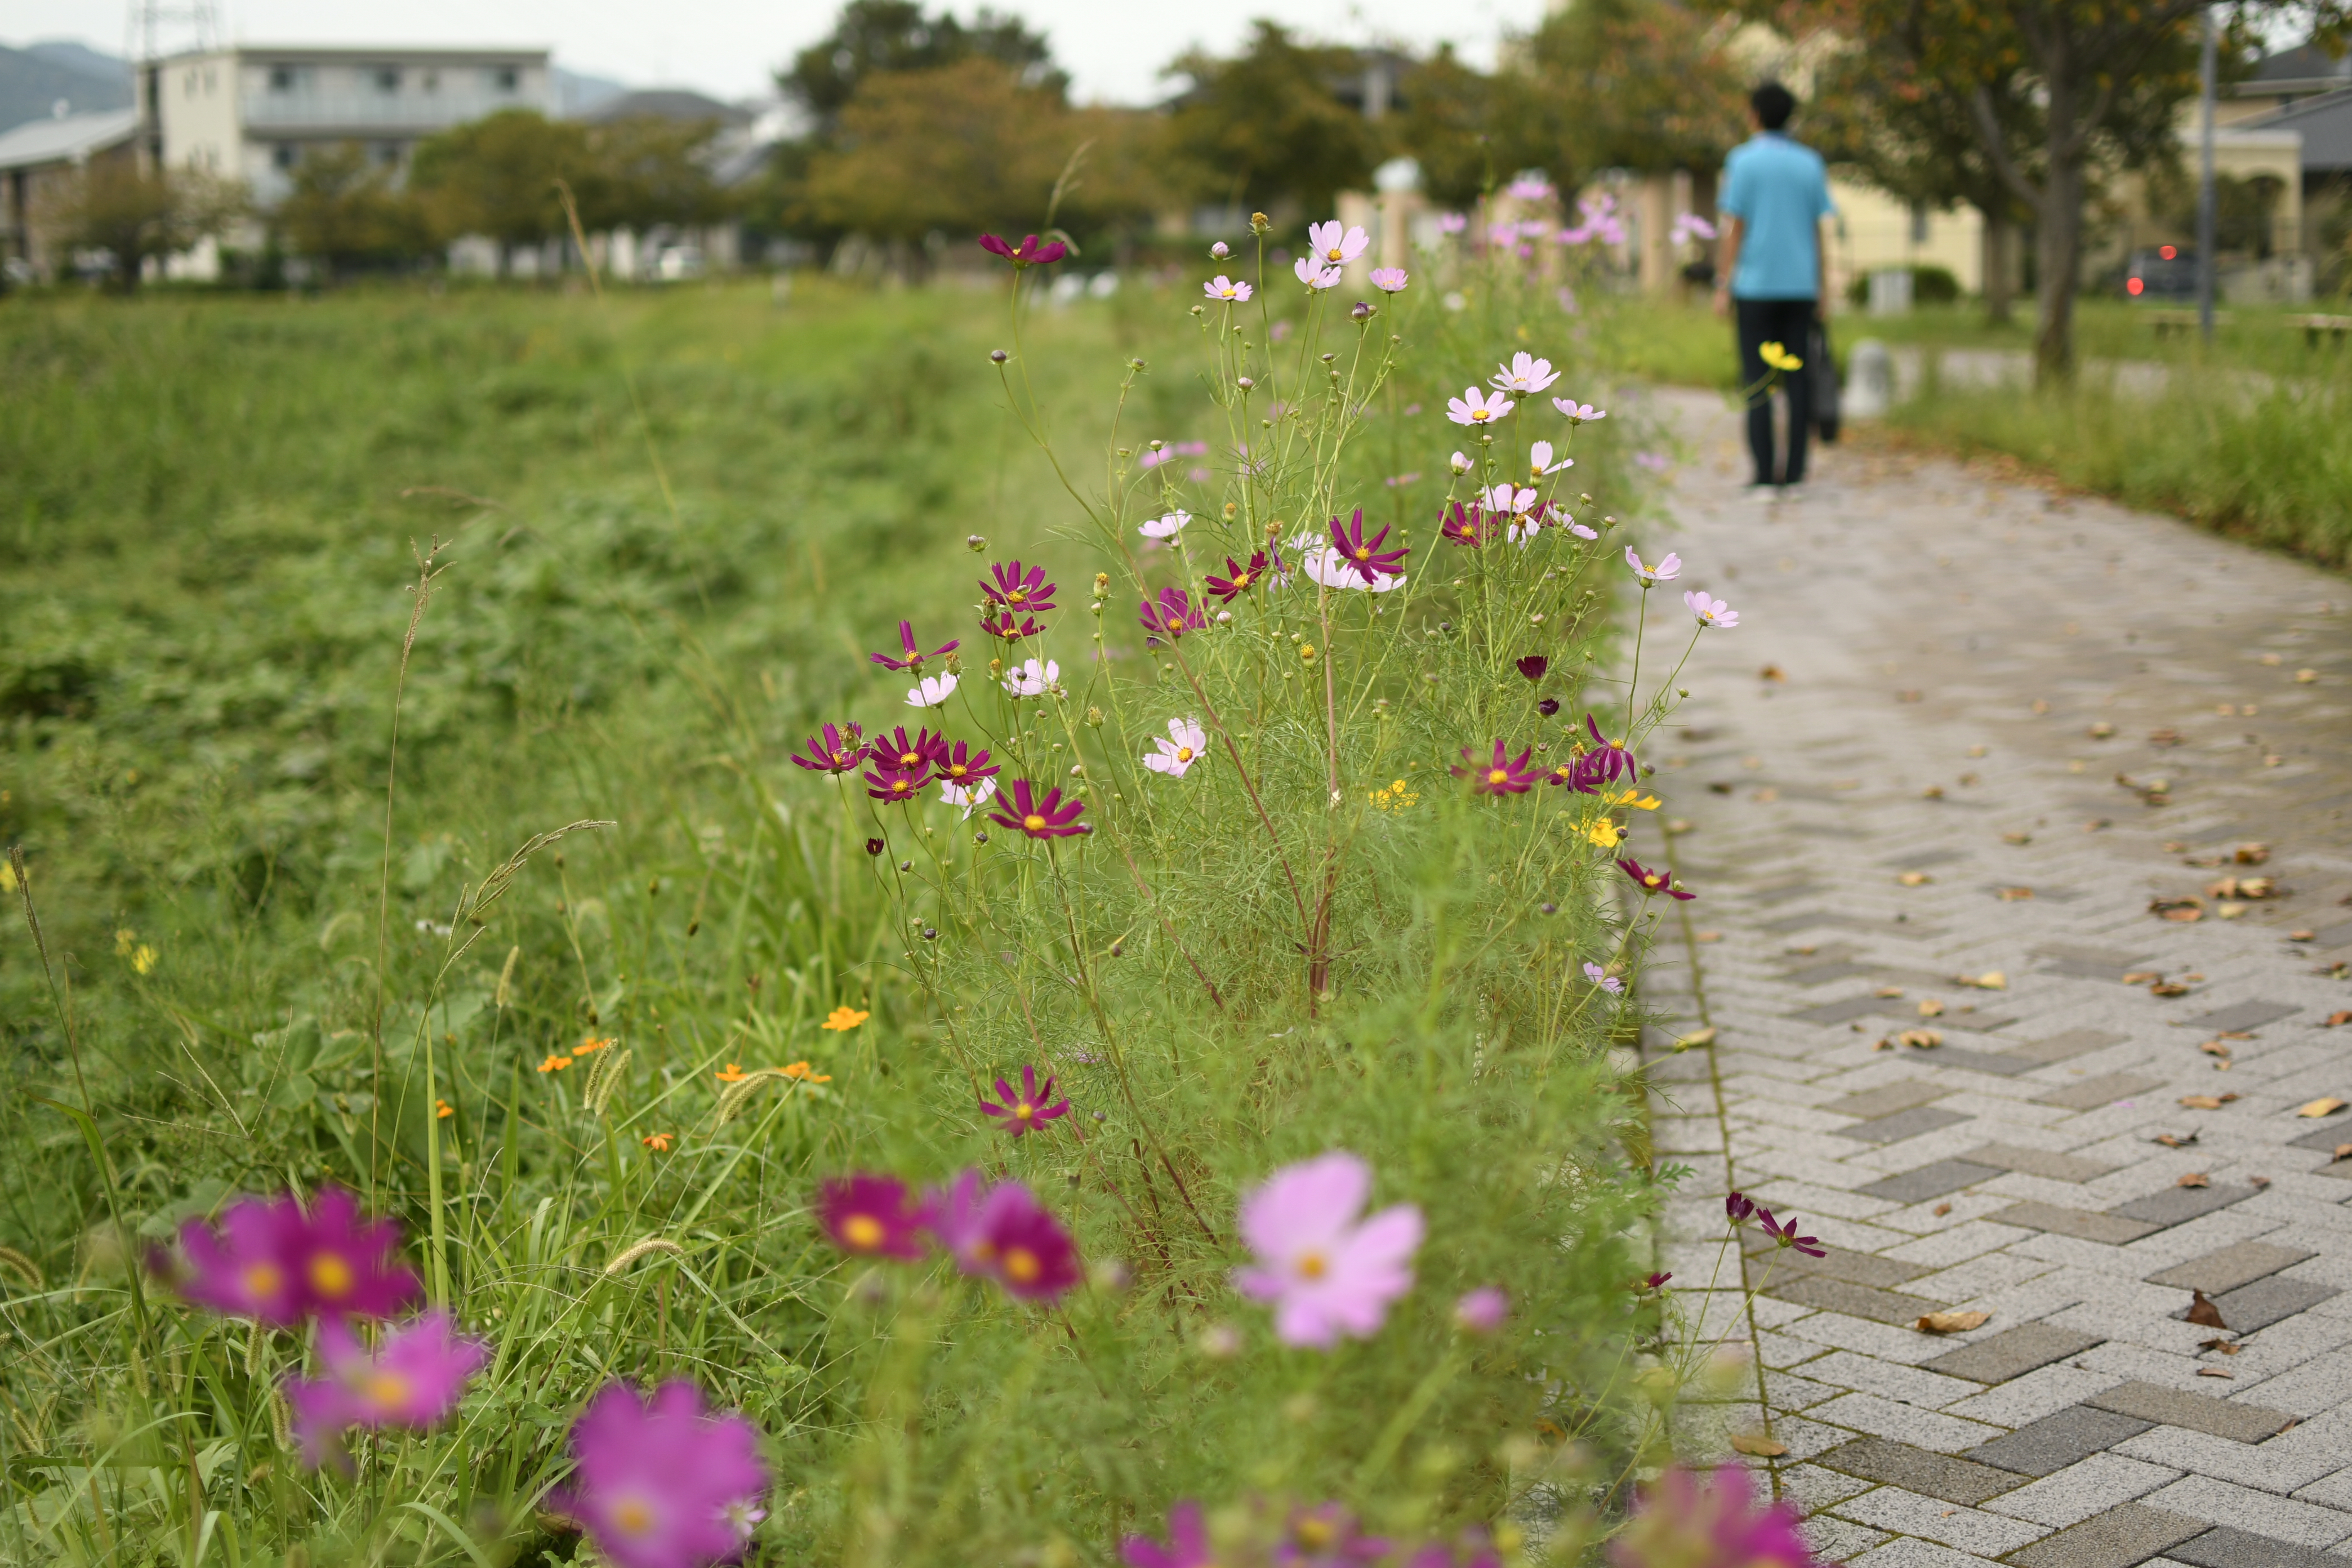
[779,0,1067,128]
[409,109,600,249]
[277,143,437,276]
[1164,24,1381,217]
[1520,0,1748,179]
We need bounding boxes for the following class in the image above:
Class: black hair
[1751,82,1796,130]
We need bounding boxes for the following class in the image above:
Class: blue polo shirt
[1720,132,1834,300]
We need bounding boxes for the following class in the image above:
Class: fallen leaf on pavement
[2150,982,2191,996]
[2002,831,2033,845]
[2207,876,2282,900]
[2123,971,2163,985]
[2152,1132,2198,1148]
[1672,1027,1718,1051]
[2297,1098,2347,1118]
[1897,871,1932,887]
[1998,887,2035,901]
[2179,1094,2240,1110]
[2235,844,2270,865]
[1694,929,1722,942]
[2197,1367,2234,1379]
[2249,1175,2271,1189]
[2332,1144,2352,1161]
[2332,1012,2352,1028]
[2290,930,2316,941]
[2201,1338,2241,1354]
[1932,1202,1953,1217]
[1916,1311,1992,1334]
[1729,1434,1787,1458]
[1759,665,1785,682]
[1918,999,1945,1017]
[1957,971,2007,990]
[2187,1290,2229,1329]
[1876,986,1905,999]
[2089,721,2115,738]
[2199,1041,2233,1058]
[2296,668,2318,683]
[2149,728,2181,746]
[2150,898,2204,922]
[1897,1029,1943,1049]
[2176,1173,2210,1188]
[1921,785,1944,799]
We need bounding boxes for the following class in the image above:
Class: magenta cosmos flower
[1578,714,1638,783]
[871,725,948,773]
[553,1380,769,1568]
[1757,1207,1827,1258]
[1124,1500,1215,1568]
[1726,1191,1756,1225]
[979,233,1067,268]
[936,740,997,787]
[284,1311,487,1468]
[163,1187,421,1326]
[1440,502,1493,547]
[988,778,1087,840]
[1277,1503,1392,1567]
[1206,550,1271,602]
[979,610,1046,643]
[1516,654,1548,681]
[1369,266,1409,293]
[862,759,931,804]
[1457,740,1540,797]
[816,1173,930,1260]
[1233,1151,1423,1348]
[1683,590,1739,629]
[1618,857,1695,900]
[1326,509,1407,585]
[159,1193,310,1326]
[870,620,957,673]
[1139,587,1206,640]
[981,1065,1071,1137]
[982,560,1056,615]
[928,1169,1083,1302]
[1610,1465,1819,1568]
[789,721,864,774]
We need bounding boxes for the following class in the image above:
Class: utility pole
[2197,5,2217,341]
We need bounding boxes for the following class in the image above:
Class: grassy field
[0,271,1729,1564]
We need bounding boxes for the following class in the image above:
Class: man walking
[1714,82,1834,493]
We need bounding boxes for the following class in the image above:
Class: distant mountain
[0,40,133,136]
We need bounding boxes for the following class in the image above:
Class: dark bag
[1810,315,1841,444]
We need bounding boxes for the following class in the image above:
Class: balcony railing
[243,92,533,131]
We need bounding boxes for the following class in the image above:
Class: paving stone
[2285,1122,2352,1153]
[2183,1003,2302,1035]
[2168,1527,2352,1568]
[1749,1240,1934,1289]
[2005,1505,2210,1568]
[1851,1538,2004,1568]
[1797,995,1900,1026]
[1926,1323,2108,1386]
[1968,1144,2118,1183]
[2142,1475,2352,1548]
[2108,1186,2259,1231]
[1987,1202,2162,1245]
[1980,1454,2184,1529]
[1805,1391,2011,1453]
[1802,1514,1894,1562]
[2084,1383,2295,1444]
[2038,1076,2168,1113]
[1827,1080,1959,1119]
[2007,1030,2133,1066]
[2145,1244,2319,1295]
[1860,1160,2006,1204]
[1834,1485,2050,1556]
[1840,1107,1980,1144]
[1969,1407,2157,1477]
[1816,1437,2026,1505]
[1770,1274,1949,1325]
[2195,1277,2340,1335]
[1934,1047,2044,1077]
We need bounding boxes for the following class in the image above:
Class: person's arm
[1817,216,1831,315]
[1714,216,1743,320]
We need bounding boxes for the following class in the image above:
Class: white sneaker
[1776,484,1809,504]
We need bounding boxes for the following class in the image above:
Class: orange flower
[822,1006,870,1032]
[573,1035,614,1057]
[782,1061,834,1084]
[714,1062,747,1083]
[537,1054,572,1073]
[435,1099,455,1119]
[642,1132,674,1152]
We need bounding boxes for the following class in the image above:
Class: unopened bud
[966,533,987,552]
[1249,212,1270,235]
[1236,376,1255,390]
[989,349,1008,364]
[1085,705,1104,727]
[1210,240,1231,259]
[1094,571,1109,594]
[1350,301,1373,320]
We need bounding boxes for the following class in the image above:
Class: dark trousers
[1735,296,1818,486]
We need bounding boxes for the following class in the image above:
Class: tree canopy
[781,0,1065,128]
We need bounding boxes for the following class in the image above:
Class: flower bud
[967,533,987,552]
[1350,301,1373,320]
[1210,240,1231,259]
[989,349,1008,364]
[1094,571,1109,594]
[973,830,988,844]
[1249,212,1270,235]
[1085,705,1104,727]
[1454,1286,1509,1334]
[943,651,963,675]
[864,838,885,857]
[1236,376,1254,390]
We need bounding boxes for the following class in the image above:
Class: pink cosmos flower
[817,1173,930,1259]
[162,1187,422,1326]
[1449,450,1472,474]
[1446,387,1514,427]
[1233,1151,1423,1348]
[789,721,865,774]
[1146,717,1208,777]
[1139,587,1206,640]
[1505,173,1557,202]
[1437,212,1468,234]
[906,672,958,707]
[1124,1500,1215,1568]
[1454,1286,1509,1333]
[1306,220,1370,266]
[1369,267,1409,293]
[869,620,956,673]
[1293,257,1343,291]
[1583,961,1624,994]
[990,778,1087,840]
[981,1065,1071,1136]
[1610,1465,1819,1568]
[1140,510,1191,540]
[283,1311,486,1468]
[927,1169,1083,1301]
[1002,657,1059,697]
[552,1380,769,1568]
[1624,547,1681,584]
[1326,508,1408,583]
[1669,212,1718,244]
[1204,275,1253,302]
[979,233,1067,268]
[1527,440,1572,478]
[1458,740,1540,796]
[1552,398,1606,422]
[1683,590,1739,629]
[1490,353,1560,394]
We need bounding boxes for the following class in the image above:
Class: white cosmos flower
[1490,353,1560,394]
[1446,387,1514,427]
[1528,441,1572,477]
[1204,275,1253,302]
[1145,717,1209,777]
[1004,657,1060,697]
[907,672,958,707]
[1293,257,1343,290]
[1301,546,1404,593]
[1624,548,1681,584]
[939,776,998,819]
[1140,510,1191,540]
[1449,451,1473,475]
[1306,220,1370,266]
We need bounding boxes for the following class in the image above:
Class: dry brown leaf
[1673,1027,1719,1052]
[2153,1132,2198,1148]
[2235,843,2270,865]
[1876,986,1905,999]
[2150,897,2204,923]
[2200,1337,2241,1354]
[2187,1290,2229,1329]
[1916,1310,1992,1334]
[1695,929,1722,943]
[2031,698,2051,713]
[1729,1434,1787,1458]
[2330,1012,2352,1028]
[2290,930,2317,941]
[2199,1041,2233,1058]
[2150,982,2191,997]
[1932,1202,1953,1217]
[1759,665,1786,682]
[2249,1175,2271,1189]
[2176,1173,2210,1188]
[2296,668,2318,683]
[1921,785,1945,800]
[1968,971,2007,990]
[2149,728,2181,746]
[2297,1098,2347,1118]
[2123,971,2163,985]
[2332,1143,2352,1161]
[2089,721,2116,738]
[1898,1029,1943,1049]
[2197,1367,2235,1379]
[2179,1094,2238,1110]
[1872,1037,1896,1052]
[1918,999,1945,1017]
[1897,871,1932,887]
[2002,831,2033,845]
[2261,653,2284,665]
[1998,887,2035,901]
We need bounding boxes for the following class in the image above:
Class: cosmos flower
[979,233,1067,268]
[1610,1465,1818,1568]
[1124,1501,1215,1568]
[981,1065,1071,1137]
[1516,654,1548,681]
[870,620,957,673]
[1567,520,1599,541]
[988,778,1087,839]
[939,776,999,819]
[1454,1286,1509,1334]
[1233,1151,1422,1349]
[1204,275,1253,302]
[1441,503,1491,547]
[979,610,1046,643]
[906,672,958,707]
[1683,590,1739,629]
[789,722,865,774]
[1757,1208,1826,1258]
[1458,740,1540,796]
[1279,1503,1393,1567]
[551,1380,769,1568]
[1552,398,1606,423]
[1449,450,1473,475]
[1210,241,1231,259]
[816,1173,930,1260]
[983,560,1057,614]
[1491,353,1561,394]
[283,1311,486,1468]
[1478,484,1544,540]
[1437,212,1468,234]
[1618,857,1695,899]
[1300,546,1403,593]
[871,726,947,772]
[1307,220,1370,266]
[282,1188,422,1323]
[1669,212,1718,244]
[1205,551,1271,602]
[927,1169,1083,1302]
[1527,440,1571,478]
[1139,587,1206,640]
[1726,1192,1756,1225]
[1003,657,1060,697]
[156,1195,311,1326]
[1369,267,1409,293]
[1579,714,1638,783]
[863,761,931,804]
[1446,387,1514,427]
[1625,548,1681,584]
[1145,717,1208,777]
[1326,508,1408,585]
[1583,961,1624,994]
[936,740,998,786]
[1140,510,1191,540]
[1294,257,1343,290]
[1505,173,1557,202]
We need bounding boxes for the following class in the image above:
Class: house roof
[580,88,749,127]
[2252,85,2352,171]
[0,105,139,172]
[2242,44,2352,95]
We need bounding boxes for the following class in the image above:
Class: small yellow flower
[0,862,15,893]
[1369,778,1420,812]
[115,928,137,956]
[821,1006,870,1032]
[1759,341,1804,373]
[131,945,158,975]
[573,1036,613,1057]
[782,1061,834,1084]
[536,1054,572,1073]
[435,1099,454,1119]
[1585,819,1627,848]
[1298,643,1317,663]
[714,1062,747,1083]
[1607,789,1662,811]
[642,1132,674,1151]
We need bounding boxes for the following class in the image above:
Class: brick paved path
[1631,387,2352,1568]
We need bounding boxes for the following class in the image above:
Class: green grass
[0,272,1727,1564]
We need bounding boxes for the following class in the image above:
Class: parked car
[655,244,705,282]
[2125,246,2196,300]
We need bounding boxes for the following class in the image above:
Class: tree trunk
[1980,205,2014,326]
[2032,159,2085,385]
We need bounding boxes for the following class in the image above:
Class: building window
[272,144,298,170]
[376,144,403,167]
[269,65,299,92]
[421,70,440,92]
[373,66,400,93]
[1909,201,1930,244]
[492,66,520,92]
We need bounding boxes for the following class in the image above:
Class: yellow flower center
[842,1214,885,1250]
[1297,1520,1335,1549]
[899,750,920,767]
[1014,1101,1035,1120]
[1024,813,1048,832]
[948,762,968,778]
[364,1371,409,1406]
[309,1254,354,1299]
[1234,571,1252,588]
[892,779,909,793]
[1297,1250,1328,1280]
[1353,547,1371,561]
[1003,1247,1042,1284]
[1176,746,1193,763]
[613,1496,657,1538]
[243,1263,282,1300]
[1325,247,1343,261]
[1008,588,1027,604]
[1489,768,1510,786]
[1471,409,1490,421]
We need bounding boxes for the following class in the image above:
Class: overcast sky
[12,0,1552,104]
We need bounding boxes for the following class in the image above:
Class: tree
[409,109,599,257]
[1163,22,1379,218]
[1391,46,1555,209]
[276,143,431,278]
[781,0,1064,130]
[583,115,729,233]
[51,159,238,291]
[1521,0,1749,178]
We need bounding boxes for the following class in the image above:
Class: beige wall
[1825,177,1984,298]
